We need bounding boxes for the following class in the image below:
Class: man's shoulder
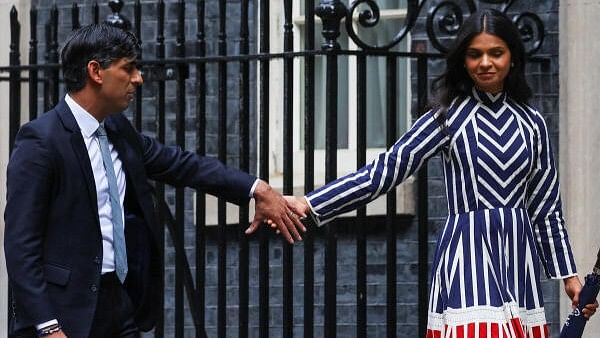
[19,108,61,137]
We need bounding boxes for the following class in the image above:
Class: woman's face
[464,32,512,93]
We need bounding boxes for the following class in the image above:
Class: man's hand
[45,330,67,338]
[564,275,599,319]
[267,196,312,234]
[246,180,306,244]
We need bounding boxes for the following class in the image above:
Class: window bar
[238,0,251,337]
[282,1,294,337]
[217,0,228,336]
[46,5,59,110]
[29,6,38,121]
[92,2,99,24]
[417,55,429,338]
[9,6,20,153]
[174,1,187,337]
[356,53,367,338]
[195,1,207,337]
[386,56,398,338]
[258,0,270,337]
[71,3,80,31]
[133,0,142,131]
[303,0,316,337]
[154,1,166,336]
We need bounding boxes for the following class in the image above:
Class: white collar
[65,94,102,138]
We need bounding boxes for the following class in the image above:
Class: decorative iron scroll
[317,0,544,55]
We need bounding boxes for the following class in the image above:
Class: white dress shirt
[65,94,126,274]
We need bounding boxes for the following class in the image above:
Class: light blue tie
[96,125,128,283]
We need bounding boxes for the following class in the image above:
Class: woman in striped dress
[282,9,597,338]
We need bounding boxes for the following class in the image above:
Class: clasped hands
[245,180,310,244]
[564,275,599,319]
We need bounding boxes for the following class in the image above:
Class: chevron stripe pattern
[305,88,577,337]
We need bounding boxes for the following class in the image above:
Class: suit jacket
[4,99,256,337]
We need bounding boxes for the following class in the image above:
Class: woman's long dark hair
[431,9,532,122]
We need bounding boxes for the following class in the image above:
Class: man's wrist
[37,322,62,337]
[249,178,260,198]
[252,180,270,200]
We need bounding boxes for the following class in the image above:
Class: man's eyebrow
[124,59,139,68]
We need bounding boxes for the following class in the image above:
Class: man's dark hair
[430,9,531,124]
[61,24,140,93]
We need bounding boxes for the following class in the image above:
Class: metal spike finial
[315,0,348,50]
[105,0,131,31]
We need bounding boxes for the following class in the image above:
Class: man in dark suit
[4,24,305,338]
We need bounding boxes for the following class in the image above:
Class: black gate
[1,1,549,337]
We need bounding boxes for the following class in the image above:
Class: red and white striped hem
[426,304,549,338]
[426,320,549,338]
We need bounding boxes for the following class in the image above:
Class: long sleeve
[104,114,256,205]
[306,108,451,226]
[132,124,256,205]
[526,108,577,279]
[4,124,57,327]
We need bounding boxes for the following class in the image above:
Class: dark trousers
[89,272,140,338]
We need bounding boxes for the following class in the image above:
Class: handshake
[245,180,313,244]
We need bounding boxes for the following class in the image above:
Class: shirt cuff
[249,178,260,198]
[36,319,59,331]
[303,196,323,227]
[551,272,578,280]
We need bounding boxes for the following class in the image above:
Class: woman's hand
[283,195,310,217]
[564,276,598,319]
[267,196,310,233]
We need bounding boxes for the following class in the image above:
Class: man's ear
[86,60,103,85]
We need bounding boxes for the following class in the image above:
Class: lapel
[56,100,100,218]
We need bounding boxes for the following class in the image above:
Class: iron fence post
[316,2,347,337]
[28,6,37,121]
[71,3,80,30]
[258,1,271,337]
[303,1,316,337]
[155,2,166,337]
[44,5,58,111]
[9,6,20,154]
[417,55,429,338]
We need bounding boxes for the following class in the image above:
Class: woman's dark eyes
[466,50,504,58]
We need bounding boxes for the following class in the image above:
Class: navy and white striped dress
[305,88,577,338]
